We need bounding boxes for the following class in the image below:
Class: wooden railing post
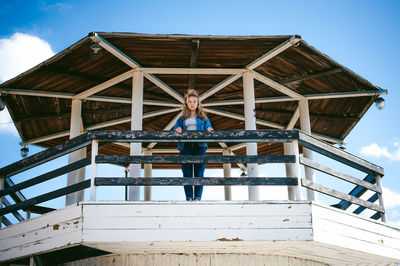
[284,142,296,200]
[291,140,303,200]
[90,139,98,201]
[375,174,386,222]
[223,149,232,200]
[144,149,152,201]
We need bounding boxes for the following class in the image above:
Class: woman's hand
[207,127,213,132]
[175,127,182,133]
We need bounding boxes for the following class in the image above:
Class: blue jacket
[173,116,212,150]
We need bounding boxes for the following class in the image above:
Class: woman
[173,89,213,201]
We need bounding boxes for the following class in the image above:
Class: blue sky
[0,0,400,226]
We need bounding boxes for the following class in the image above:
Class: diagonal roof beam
[90,32,184,103]
[253,71,305,99]
[286,105,300,130]
[245,35,301,70]
[73,69,133,100]
[199,36,301,102]
[20,108,181,145]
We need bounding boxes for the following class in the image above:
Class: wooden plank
[0,157,91,197]
[82,228,313,243]
[299,157,381,193]
[95,177,298,186]
[0,204,81,241]
[83,215,311,230]
[298,132,384,176]
[95,155,295,164]
[0,133,90,178]
[23,205,56,215]
[0,180,90,216]
[91,129,300,143]
[82,202,312,218]
[334,174,376,210]
[353,193,379,215]
[301,179,384,213]
[2,197,25,222]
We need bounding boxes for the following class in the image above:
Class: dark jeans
[180,143,206,200]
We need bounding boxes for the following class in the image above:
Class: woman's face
[186,96,198,111]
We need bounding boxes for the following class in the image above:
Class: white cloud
[0,33,54,135]
[0,32,54,82]
[360,143,400,161]
[382,186,400,209]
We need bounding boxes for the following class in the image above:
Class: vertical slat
[292,140,303,200]
[284,142,296,200]
[90,140,98,201]
[144,149,152,201]
[223,149,232,200]
[375,174,386,222]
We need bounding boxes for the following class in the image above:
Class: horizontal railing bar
[298,132,384,176]
[3,197,25,222]
[299,157,381,193]
[1,215,12,226]
[353,193,379,215]
[301,179,384,213]
[96,155,296,164]
[0,157,91,198]
[23,205,56,215]
[95,177,298,186]
[0,133,91,178]
[90,129,300,143]
[335,174,376,210]
[0,180,90,216]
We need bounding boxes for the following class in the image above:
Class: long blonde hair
[182,89,207,120]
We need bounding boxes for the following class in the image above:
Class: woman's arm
[173,117,183,133]
[206,118,213,132]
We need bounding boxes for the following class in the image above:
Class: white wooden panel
[312,203,400,260]
[82,228,313,243]
[83,216,311,230]
[0,204,82,262]
[81,201,312,217]
[0,231,81,262]
[0,204,81,241]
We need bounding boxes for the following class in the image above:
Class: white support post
[291,140,303,200]
[144,149,152,201]
[26,210,31,220]
[375,174,387,222]
[66,99,86,206]
[128,70,144,201]
[243,71,259,201]
[299,99,316,201]
[223,149,232,201]
[90,140,98,201]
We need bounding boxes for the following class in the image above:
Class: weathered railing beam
[298,132,384,176]
[301,179,384,213]
[95,155,296,164]
[0,133,91,178]
[95,177,298,186]
[90,129,300,143]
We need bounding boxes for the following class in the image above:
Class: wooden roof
[0,32,385,169]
